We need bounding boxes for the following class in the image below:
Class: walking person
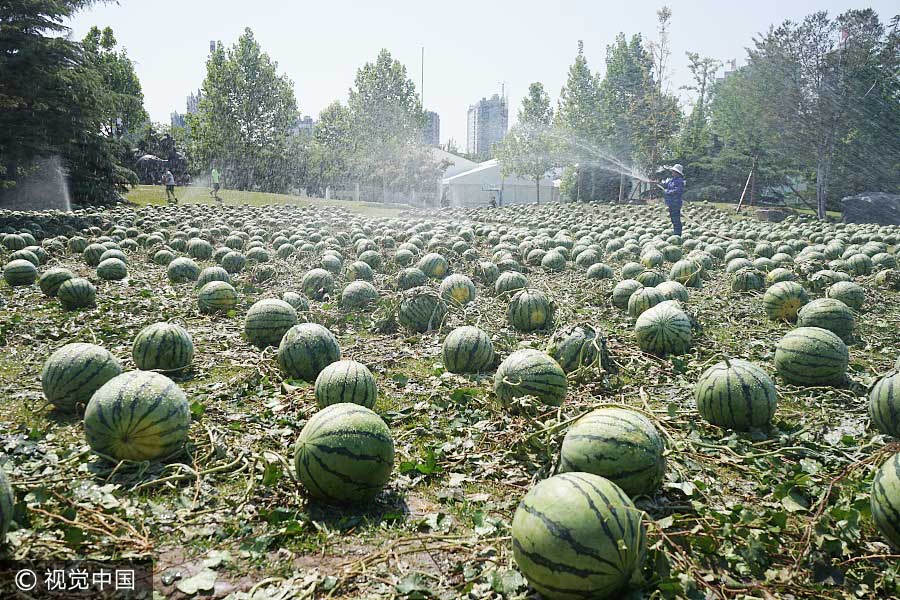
[210,166,222,204]
[657,164,685,237]
[162,168,178,205]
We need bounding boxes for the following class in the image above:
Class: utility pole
[421,46,425,105]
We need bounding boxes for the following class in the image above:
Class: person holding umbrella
[654,164,685,237]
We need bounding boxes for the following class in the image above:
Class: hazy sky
[67,1,895,146]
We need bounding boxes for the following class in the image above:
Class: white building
[441,159,557,208]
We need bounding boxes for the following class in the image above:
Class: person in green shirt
[210,167,221,202]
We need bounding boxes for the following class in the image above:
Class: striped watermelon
[774,327,849,386]
[399,287,448,333]
[476,261,500,285]
[868,370,900,438]
[0,468,11,545]
[541,250,566,272]
[282,291,310,312]
[315,360,377,408]
[670,259,702,287]
[187,238,214,260]
[656,280,689,303]
[442,326,495,374]
[83,243,106,266]
[694,360,777,430]
[340,281,379,310]
[731,268,765,292]
[277,323,341,381]
[494,349,567,407]
[875,269,900,291]
[301,268,335,301]
[763,281,809,322]
[96,257,128,281]
[508,289,553,332]
[871,451,900,549]
[397,267,428,291]
[416,253,449,278]
[3,259,38,286]
[38,267,75,297]
[197,266,231,288]
[244,299,298,347]
[586,263,614,280]
[495,271,528,296]
[132,322,194,372]
[84,371,191,461]
[511,472,646,600]
[347,260,374,282]
[611,280,642,309]
[221,251,246,274]
[627,287,664,318]
[294,403,394,504]
[546,324,611,374]
[634,302,692,356]
[198,281,238,314]
[57,278,96,310]
[167,257,201,283]
[559,408,665,497]
[439,274,476,305]
[797,298,855,343]
[41,343,123,412]
[635,269,665,288]
[826,281,865,311]
[153,249,176,266]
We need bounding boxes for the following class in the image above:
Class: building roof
[442,159,554,186]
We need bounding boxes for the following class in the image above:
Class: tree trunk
[535,176,540,204]
[617,172,625,204]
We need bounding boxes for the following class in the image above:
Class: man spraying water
[652,164,685,237]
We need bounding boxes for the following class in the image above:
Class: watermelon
[766,268,797,285]
[10,249,40,266]
[41,343,123,412]
[868,370,900,438]
[38,267,75,297]
[282,291,310,312]
[546,324,611,374]
[731,268,765,292]
[656,280,689,303]
[763,281,809,322]
[2,233,26,251]
[96,257,128,281]
[559,407,665,496]
[826,281,865,311]
[511,472,646,600]
[494,349,567,407]
[196,266,231,289]
[670,259,702,287]
[167,257,201,283]
[797,298,855,343]
[774,327,849,386]
[508,289,553,331]
[439,274,476,305]
[875,269,900,291]
[301,268,335,301]
[476,261,500,285]
[695,359,777,430]
[495,271,528,295]
[222,251,246,274]
[397,267,428,291]
[541,250,567,272]
[294,403,394,504]
[416,253,449,278]
[611,280,642,309]
[57,278,96,310]
[3,259,38,286]
[871,451,900,549]
[197,281,238,314]
[277,323,341,381]
[153,249,176,266]
[0,468,12,545]
[340,281,379,310]
[586,263,614,280]
[399,287,448,333]
[244,299,298,347]
[321,253,342,274]
[347,260,375,282]
[442,326,495,374]
[132,322,194,372]
[84,371,191,461]
[626,286,664,317]
[83,243,106,266]
[315,360,377,408]
[634,302,692,356]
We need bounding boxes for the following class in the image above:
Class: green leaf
[175,569,217,595]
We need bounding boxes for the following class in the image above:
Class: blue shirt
[664,176,685,206]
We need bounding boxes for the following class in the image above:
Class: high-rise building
[423,111,440,146]
[466,94,508,157]
[170,112,186,128]
[291,115,315,136]
[186,91,201,115]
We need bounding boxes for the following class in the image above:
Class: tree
[189,28,298,191]
[676,52,721,166]
[496,82,556,203]
[82,26,147,139]
[308,101,354,195]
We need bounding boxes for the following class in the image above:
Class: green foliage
[188,28,298,192]
[495,82,556,202]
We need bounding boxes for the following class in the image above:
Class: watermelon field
[2,197,900,599]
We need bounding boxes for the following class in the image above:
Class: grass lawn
[126,184,406,219]
[709,201,843,220]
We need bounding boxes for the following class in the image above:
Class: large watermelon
[442,326,494,374]
[244,299,298,347]
[508,289,553,332]
[416,253,449,278]
[511,472,646,600]
[797,298,855,343]
[0,468,12,545]
[559,408,665,497]
[41,343,123,412]
[439,274,476,305]
[774,327,849,386]
[871,451,900,549]
[167,257,201,283]
[3,259,38,286]
[294,403,394,504]
[494,349,567,407]
[546,324,611,374]
[57,278,96,310]
[694,359,777,430]
[132,322,194,372]
[277,323,341,381]
[399,287,448,333]
[763,281,809,322]
[869,370,900,438]
[198,281,238,314]
[825,281,865,311]
[38,267,75,297]
[340,281,379,310]
[634,302,692,356]
[315,360,377,408]
[626,286,665,318]
[84,371,191,461]
[301,268,335,301]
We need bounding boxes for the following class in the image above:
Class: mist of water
[0,156,71,211]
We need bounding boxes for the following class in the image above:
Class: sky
[67,0,896,146]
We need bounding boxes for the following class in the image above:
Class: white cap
[670,164,684,175]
